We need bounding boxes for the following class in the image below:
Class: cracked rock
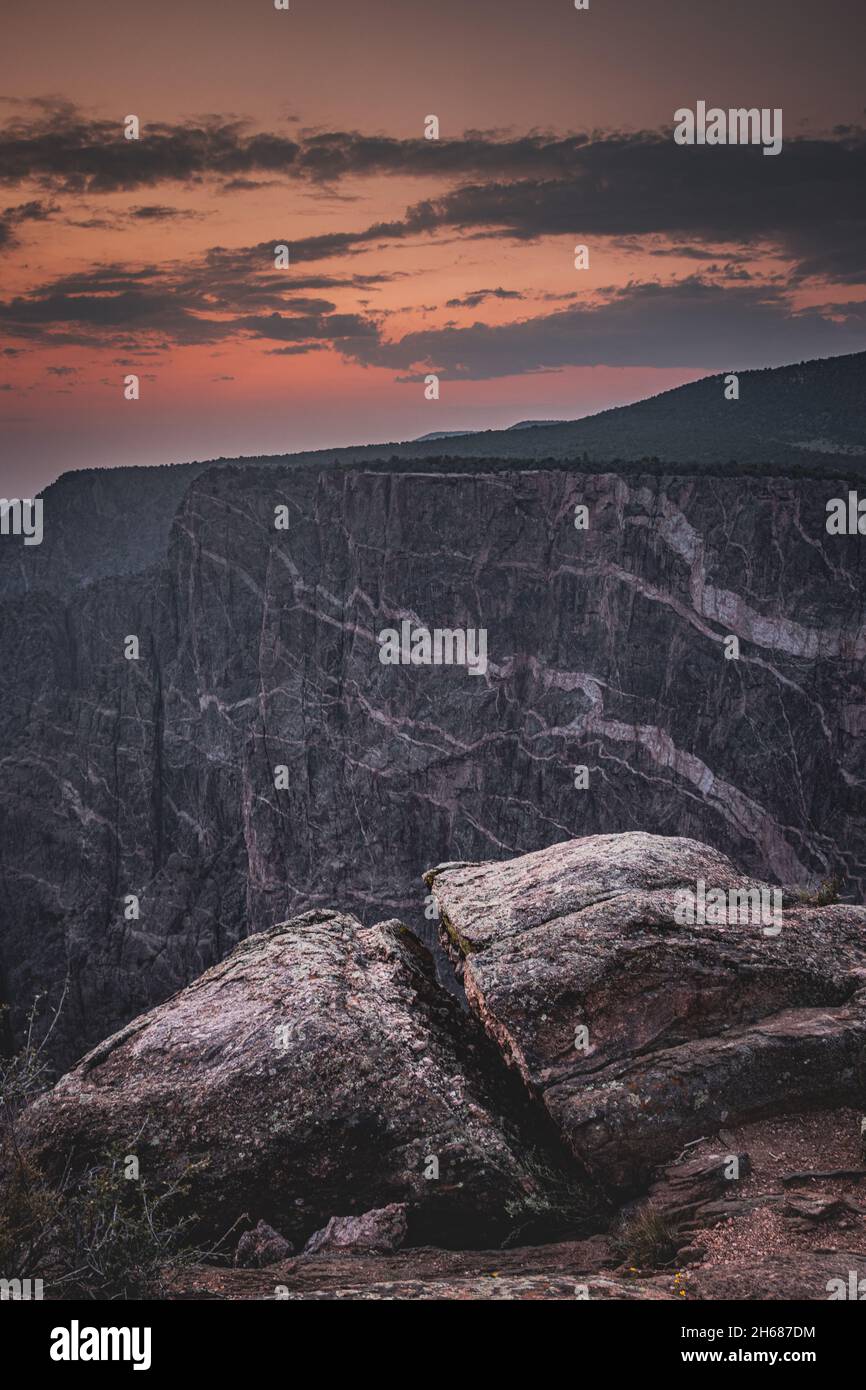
[426,832,866,1192]
[17,911,542,1247]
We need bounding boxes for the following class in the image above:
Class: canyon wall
[1,460,864,1064]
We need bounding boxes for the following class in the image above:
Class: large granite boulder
[17,910,541,1247]
[425,832,866,1192]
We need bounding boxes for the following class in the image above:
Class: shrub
[610,1203,678,1269]
[502,1147,598,1247]
[0,994,221,1299]
[785,873,844,908]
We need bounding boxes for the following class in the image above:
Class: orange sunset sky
[1,0,865,493]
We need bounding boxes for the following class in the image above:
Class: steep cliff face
[1,456,863,1065]
[2,350,864,606]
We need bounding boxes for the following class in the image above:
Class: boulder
[235,1221,294,1268]
[18,910,541,1246]
[782,1194,859,1224]
[645,1151,753,1232]
[303,1203,408,1256]
[426,832,866,1192]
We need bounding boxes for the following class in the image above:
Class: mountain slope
[2,350,863,601]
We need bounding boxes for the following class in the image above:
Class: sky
[1,0,865,494]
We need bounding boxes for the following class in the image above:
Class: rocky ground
[12,832,866,1300]
[168,1106,866,1300]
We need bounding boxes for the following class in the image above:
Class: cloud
[2,102,865,288]
[236,311,377,343]
[377,134,866,270]
[0,109,299,193]
[0,253,383,349]
[788,225,866,284]
[4,250,865,375]
[187,132,866,286]
[264,344,327,355]
[343,277,866,379]
[1,108,567,194]
[3,105,865,375]
[445,287,524,308]
[0,197,57,249]
[129,204,205,221]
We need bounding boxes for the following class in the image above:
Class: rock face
[18,910,543,1247]
[3,353,864,605]
[425,832,866,1192]
[1,456,864,1068]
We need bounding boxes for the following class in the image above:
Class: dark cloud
[0,197,57,249]
[788,225,866,284]
[265,344,326,355]
[3,198,56,221]
[1,109,590,194]
[445,287,524,307]
[343,278,866,379]
[207,133,866,285]
[377,134,866,273]
[3,106,865,373]
[640,243,749,262]
[0,110,298,193]
[129,204,204,221]
[0,252,382,349]
[237,311,377,342]
[221,177,279,192]
[2,101,864,287]
[5,247,865,374]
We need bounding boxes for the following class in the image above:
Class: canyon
[0,352,863,1071]
[1,350,864,1299]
